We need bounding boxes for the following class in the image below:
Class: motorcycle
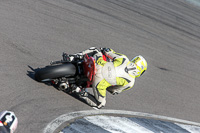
[0,111,18,133]
[35,51,107,93]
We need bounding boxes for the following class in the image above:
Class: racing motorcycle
[0,111,18,133]
[35,50,107,94]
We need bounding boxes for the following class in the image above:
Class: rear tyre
[35,63,76,82]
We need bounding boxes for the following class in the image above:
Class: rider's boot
[71,84,87,95]
[71,84,103,109]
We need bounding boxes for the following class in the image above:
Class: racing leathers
[76,47,135,108]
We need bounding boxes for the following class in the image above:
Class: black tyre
[35,63,76,82]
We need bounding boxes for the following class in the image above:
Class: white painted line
[61,115,200,133]
[43,110,200,133]
[175,123,200,133]
[84,115,154,133]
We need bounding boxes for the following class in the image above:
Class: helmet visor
[140,70,146,76]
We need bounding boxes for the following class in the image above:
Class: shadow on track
[26,65,88,105]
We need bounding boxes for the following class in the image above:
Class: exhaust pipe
[59,82,69,91]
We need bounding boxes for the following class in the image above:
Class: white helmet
[127,55,147,77]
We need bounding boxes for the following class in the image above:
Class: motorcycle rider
[67,47,147,109]
[0,111,18,133]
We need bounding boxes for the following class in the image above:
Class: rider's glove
[101,47,111,55]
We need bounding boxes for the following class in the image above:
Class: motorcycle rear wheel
[35,63,76,82]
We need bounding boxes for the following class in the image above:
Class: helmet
[0,111,18,133]
[128,55,147,77]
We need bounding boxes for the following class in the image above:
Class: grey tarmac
[0,0,200,133]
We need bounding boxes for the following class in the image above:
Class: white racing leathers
[79,47,135,108]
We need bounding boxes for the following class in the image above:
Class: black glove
[100,47,111,55]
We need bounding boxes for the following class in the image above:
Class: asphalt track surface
[0,0,200,133]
